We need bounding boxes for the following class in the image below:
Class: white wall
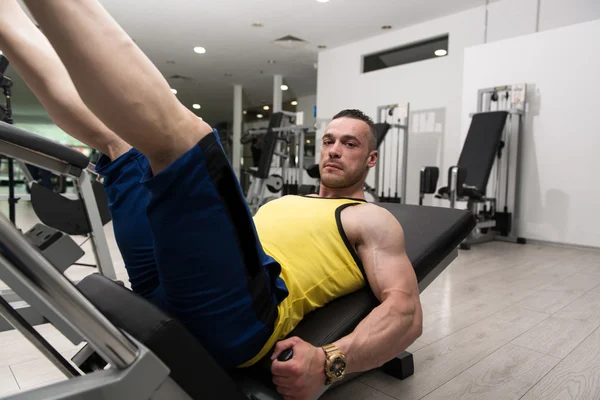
[317,0,600,246]
[317,7,486,204]
[462,19,600,248]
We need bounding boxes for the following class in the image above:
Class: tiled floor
[1,200,600,399]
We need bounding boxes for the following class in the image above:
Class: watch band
[322,344,346,385]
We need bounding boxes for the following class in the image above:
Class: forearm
[334,296,422,374]
[0,1,128,158]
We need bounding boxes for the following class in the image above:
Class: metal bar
[449,167,459,208]
[401,104,410,204]
[0,299,46,332]
[16,160,34,183]
[298,130,305,185]
[0,213,139,368]
[0,295,80,378]
[77,171,116,280]
[8,157,16,224]
[0,141,77,178]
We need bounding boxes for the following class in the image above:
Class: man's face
[319,117,378,189]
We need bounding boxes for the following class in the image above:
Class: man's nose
[329,142,342,158]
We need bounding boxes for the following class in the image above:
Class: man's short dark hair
[332,109,377,151]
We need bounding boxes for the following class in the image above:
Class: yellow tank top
[239,195,367,367]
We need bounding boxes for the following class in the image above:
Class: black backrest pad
[256,112,285,179]
[457,111,508,191]
[0,122,90,169]
[76,275,247,400]
[77,204,475,398]
[375,123,391,148]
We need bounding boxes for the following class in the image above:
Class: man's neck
[319,183,365,200]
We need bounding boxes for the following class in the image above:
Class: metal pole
[273,75,283,113]
[298,130,305,185]
[0,214,139,368]
[233,84,243,178]
[401,104,410,204]
[7,157,16,224]
[78,171,116,280]
[449,166,458,209]
[0,295,80,378]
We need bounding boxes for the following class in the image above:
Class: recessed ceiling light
[281,85,289,91]
[267,60,276,64]
[434,49,448,57]
[306,140,312,144]
[257,114,264,119]
[263,105,270,110]
[317,0,330,3]
[291,101,298,106]
[318,45,327,49]
[193,47,206,54]
[252,23,264,28]
[170,88,178,94]
[243,110,247,115]
[193,104,201,110]
[382,25,392,30]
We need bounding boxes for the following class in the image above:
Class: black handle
[277,349,294,362]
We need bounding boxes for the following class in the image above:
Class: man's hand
[270,337,327,400]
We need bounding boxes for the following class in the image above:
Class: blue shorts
[96,131,288,370]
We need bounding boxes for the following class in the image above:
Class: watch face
[328,357,347,378]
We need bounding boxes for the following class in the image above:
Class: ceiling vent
[274,35,308,49]
[169,74,194,81]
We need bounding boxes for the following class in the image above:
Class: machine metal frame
[456,84,527,248]
[374,103,410,204]
[0,130,116,332]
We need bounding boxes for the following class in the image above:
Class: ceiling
[5,0,489,127]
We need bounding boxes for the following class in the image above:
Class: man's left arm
[333,208,423,373]
[270,207,422,399]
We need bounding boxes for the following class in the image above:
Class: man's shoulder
[345,202,402,231]
[351,202,396,220]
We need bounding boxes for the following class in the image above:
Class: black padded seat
[76,203,475,400]
[0,121,89,169]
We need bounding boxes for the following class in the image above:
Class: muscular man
[0,1,422,399]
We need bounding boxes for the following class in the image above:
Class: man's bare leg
[21,0,212,173]
[0,0,130,161]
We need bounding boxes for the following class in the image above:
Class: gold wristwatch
[322,344,347,385]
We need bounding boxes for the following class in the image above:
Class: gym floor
[1,199,600,399]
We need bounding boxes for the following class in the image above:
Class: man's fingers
[272,374,296,387]
[271,337,299,360]
[271,359,299,376]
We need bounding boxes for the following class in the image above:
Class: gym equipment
[0,54,19,225]
[0,189,474,399]
[0,121,116,332]
[420,84,527,249]
[244,112,314,212]
[374,104,410,204]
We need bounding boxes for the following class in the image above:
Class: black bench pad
[76,204,475,399]
[0,121,89,169]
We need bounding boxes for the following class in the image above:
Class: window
[362,35,449,73]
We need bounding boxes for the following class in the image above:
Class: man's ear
[367,150,378,169]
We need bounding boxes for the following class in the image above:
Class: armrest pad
[0,122,89,169]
